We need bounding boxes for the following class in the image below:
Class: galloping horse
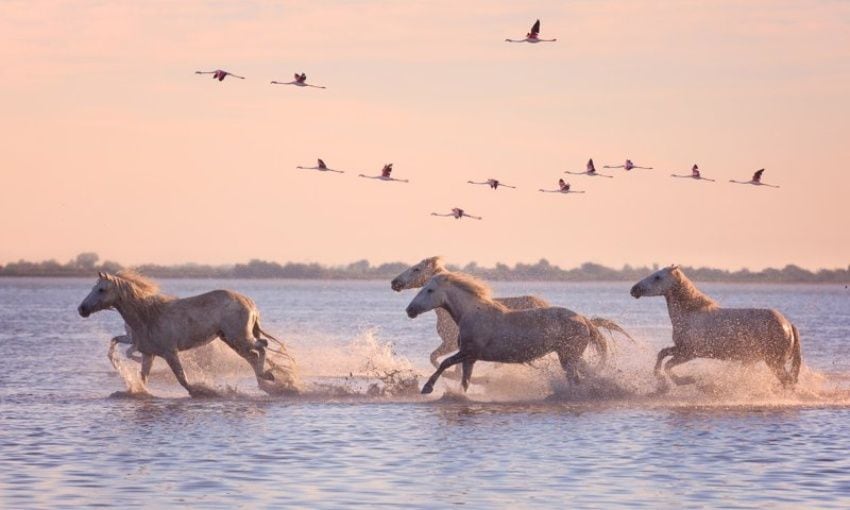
[391,257,631,374]
[79,271,290,397]
[405,272,630,394]
[391,257,548,371]
[630,266,802,389]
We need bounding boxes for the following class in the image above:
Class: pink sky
[1,1,848,270]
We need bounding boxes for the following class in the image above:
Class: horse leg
[654,346,675,376]
[557,352,581,385]
[461,359,476,392]
[108,334,133,369]
[767,359,793,388]
[140,354,154,387]
[161,351,196,396]
[221,332,275,382]
[429,339,456,369]
[664,355,696,386]
[126,344,143,363]
[422,352,469,394]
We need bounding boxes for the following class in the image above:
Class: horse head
[405,274,448,318]
[78,272,120,317]
[630,265,680,298]
[391,256,444,292]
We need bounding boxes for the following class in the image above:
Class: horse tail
[589,317,635,343]
[790,324,802,384]
[587,321,610,367]
[253,319,294,361]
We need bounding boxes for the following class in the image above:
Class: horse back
[677,307,794,360]
[495,295,550,310]
[158,290,258,338]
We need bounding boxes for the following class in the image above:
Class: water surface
[1,278,849,508]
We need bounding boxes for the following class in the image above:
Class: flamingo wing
[587,158,595,172]
[753,168,764,182]
[382,164,392,177]
[318,158,327,169]
[530,19,540,36]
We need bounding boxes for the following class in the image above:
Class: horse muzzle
[405,306,420,319]
[629,285,642,298]
[78,305,91,318]
[391,279,403,292]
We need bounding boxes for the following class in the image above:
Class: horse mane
[426,255,446,272]
[113,269,158,295]
[111,270,173,313]
[438,272,507,310]
[671,270,719,311]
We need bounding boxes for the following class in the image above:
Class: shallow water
[1,278,850,508]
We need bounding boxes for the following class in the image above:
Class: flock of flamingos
[75,19,800,399]
[196,19,781,222]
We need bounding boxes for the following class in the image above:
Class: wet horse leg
[664,354,696,386]
[140,354,154,387]
[766,359,794,388]
[220,332,275,382]
[161,351,196,396]
[654,347,676,377]
[107,335,133,369]
[557,352,581,385]
[461,359,476,391]
[422,352,471,394]
[429,339,456,369]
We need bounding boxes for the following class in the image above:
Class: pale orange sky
[1,1,848,270]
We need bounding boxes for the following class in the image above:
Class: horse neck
[440,286,502,323]
[113,292,165,335]
[663,276,716,321]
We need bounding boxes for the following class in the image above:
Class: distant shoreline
[1,254,847,284]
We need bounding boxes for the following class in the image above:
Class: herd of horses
[77,257,803,398]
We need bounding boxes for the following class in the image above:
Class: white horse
[406,273,617,394]
[630,266,802,389]
[391,257,548,373]
[391,257,632,374]
[79,271,295,397]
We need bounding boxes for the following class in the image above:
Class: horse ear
[97,271,105,279]
[670,264,680,271]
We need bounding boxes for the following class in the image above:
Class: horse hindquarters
[790,325,802,384]
[768,324,802,387]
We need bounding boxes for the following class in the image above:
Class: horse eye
[654,275,661,281]
[413,268,420,273]
[98,288,105,293]
[427,289,433,294]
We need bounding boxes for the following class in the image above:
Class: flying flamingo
[467,178,516,190]
[671,164,714,182]
[431,208,482,220]
[539,179,585,194]
[505,19,557,43]
[195,69,245,81]
[358,164,409,183]
[604,159,652,171]
[271,73,326,89]
[565,158,613,178]
[296,158,344,174]
[730,169,779,188]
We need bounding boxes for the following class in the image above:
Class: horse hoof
[421,384,434,395]
[189,386,219,398]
